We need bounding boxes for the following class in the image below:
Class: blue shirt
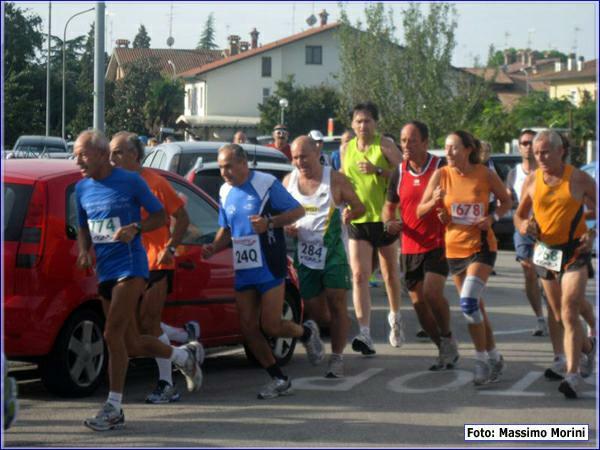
[331,150,341,171]
[218,171,300,287]
[76,168,163,282]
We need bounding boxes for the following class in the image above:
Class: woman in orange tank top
[418,131,512,385]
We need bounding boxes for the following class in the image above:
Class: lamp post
[62,7,94,139]
[279,98,289,125]
[520,67,530,96]
[167,59,177,79]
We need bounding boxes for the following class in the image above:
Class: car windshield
[15,144,66,154]
[4,183,33,241]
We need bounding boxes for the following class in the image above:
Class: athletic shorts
[98,276,139,301]
[148,270,174,294]
[347,222,397,248]
[236,278,284,295]
[297,262,351,300]
[534,240,592,281]
[513,231,535,262]
[401,248,449,291]
[447,250,497,276]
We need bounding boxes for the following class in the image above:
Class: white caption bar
[464,424,589,441]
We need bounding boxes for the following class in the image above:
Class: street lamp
[62,7,94,139]
[167,59,177,79]
[279,98,289,124]
[520,67,530,96]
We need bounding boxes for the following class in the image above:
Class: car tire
[40,308,107,397]
[244,287,302,367]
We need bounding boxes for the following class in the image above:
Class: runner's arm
[378,138,402,178]
[339,142,348,174]
[168,206,190,248]
[488,169,513,220]
[580,170,597,221]
[202,227,232,258]
[514,174,534,236]
[416,169,442,219]
[76,226,93,269]
[334,171,365,222]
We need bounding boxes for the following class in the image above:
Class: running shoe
[544,356,566,380]
[325,354,344,378]
[352,331,376,356]
[488,355,505,383]
[473,359,491,386]
[145,380,181,404]
[84,402,125,432]
[257,377,293,399]
[558,373,583,399]
[388,312,405,348]
[580,337,596,379]
[440,336,460,369]
[532,318,548,337]
[184,321,201,343]
[174,341,203,392]
[302,320,325,365]
[416,329,429,339]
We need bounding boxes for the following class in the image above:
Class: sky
[13,1,599,67]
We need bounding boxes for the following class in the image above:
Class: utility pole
[46,2,51,136]
[93,2,105,132]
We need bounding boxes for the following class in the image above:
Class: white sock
[161,322,188,343]
[331,352,343,360]
[536,316,545,322]
[170,346,188,366]
[555,353,566,362]
[360,326,370,337]
[488,348,500,362]
[107,391,122,411]
[475,351,488,362]
[156,334,173,385]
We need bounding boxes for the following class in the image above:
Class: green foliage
[258,76,341,138]
[3,2,43,75]
[133,25,151,49]
[197,13,218,50]
[487,47,568,68]
[144,77,185,135]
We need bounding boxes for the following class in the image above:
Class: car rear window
[4,183,33,241]
[492,157,520,182]
[180,152,218,175]
[15,144,66,153]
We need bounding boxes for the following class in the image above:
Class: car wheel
[40,308,107,397]
[244,287,302,367]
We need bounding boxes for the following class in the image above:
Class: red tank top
[397,155,445,254]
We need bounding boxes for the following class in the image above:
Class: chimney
[555,61,562,72]
[577,56,584,71]
[567,53,576,70]
[319,9,329,26]
[228,35,241,56]
[503,49,511,66]
[526,50,535,67]
[240,41,250,52]
[517,50,526,65]
[115,39,130,48]
[250,28,259,49]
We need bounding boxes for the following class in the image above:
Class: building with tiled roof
[531,58,597,106]
[105,44,224,82]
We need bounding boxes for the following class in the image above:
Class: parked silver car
[5,136,71,159]
[142,141,290,176]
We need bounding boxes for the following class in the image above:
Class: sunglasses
[519,141,533,146]
[274,130,288,137]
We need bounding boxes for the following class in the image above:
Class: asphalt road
[4,250,598,448]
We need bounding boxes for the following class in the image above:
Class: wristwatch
[376,167,383,176]
[167,245,177,255]
[267,217,275,230]
[133,222,142,234]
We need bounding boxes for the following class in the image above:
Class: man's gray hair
[112,131,145,162]
[533,129,563,152]
[77,129,109,153]
[219,143,248,162]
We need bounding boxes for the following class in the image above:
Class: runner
[506,129,548,336]
[418,130,512,385]
[341,102,404,355]
[202,144,324,398]
[383,121,459,370]
[74,131,202,431]
[284,136,365,377]
[109,131,201,405]
[514,129,596,398]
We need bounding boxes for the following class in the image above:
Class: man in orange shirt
[110,132,198,404]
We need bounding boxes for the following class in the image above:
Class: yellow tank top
[532,164,586,246]
[440,165,497,258]
[342,135,391,223]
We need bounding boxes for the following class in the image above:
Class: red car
[3,160,302,397]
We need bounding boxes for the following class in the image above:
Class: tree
[197,13,218,50]
[258,76,341,137]
[337,2,492,143]
[144,77,185,135]
[133,24,151,48]
[3,2,43,75]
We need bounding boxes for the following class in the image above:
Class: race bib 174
[88,217,121,244]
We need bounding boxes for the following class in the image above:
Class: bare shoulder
[331,169,350,188]
[282,172,291,188]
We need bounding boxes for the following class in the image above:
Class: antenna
[167,2,175,47]
[504,31,510,49]
[292,3,296,34]
[526,28,535,49]
[572,26,580,54]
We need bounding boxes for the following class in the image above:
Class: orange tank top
[440,165,497,258]
[532,164,586,246]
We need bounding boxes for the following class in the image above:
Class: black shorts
[401,248,449,291]
[148,270,174,294]
[98,276,138,301]
[535,241,592,281]
[348,222,398,248]
[447,250,497,276]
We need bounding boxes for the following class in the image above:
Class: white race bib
[88,217,121,244]
[451,202,484,225]
[533,242,563,272]
[232,235,263,271]
[298,240,327,270]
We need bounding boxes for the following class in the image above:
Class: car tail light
[16,181,47,268]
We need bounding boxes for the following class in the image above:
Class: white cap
[308,130,324,142]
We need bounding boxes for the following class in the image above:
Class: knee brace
[460,275,486,324]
